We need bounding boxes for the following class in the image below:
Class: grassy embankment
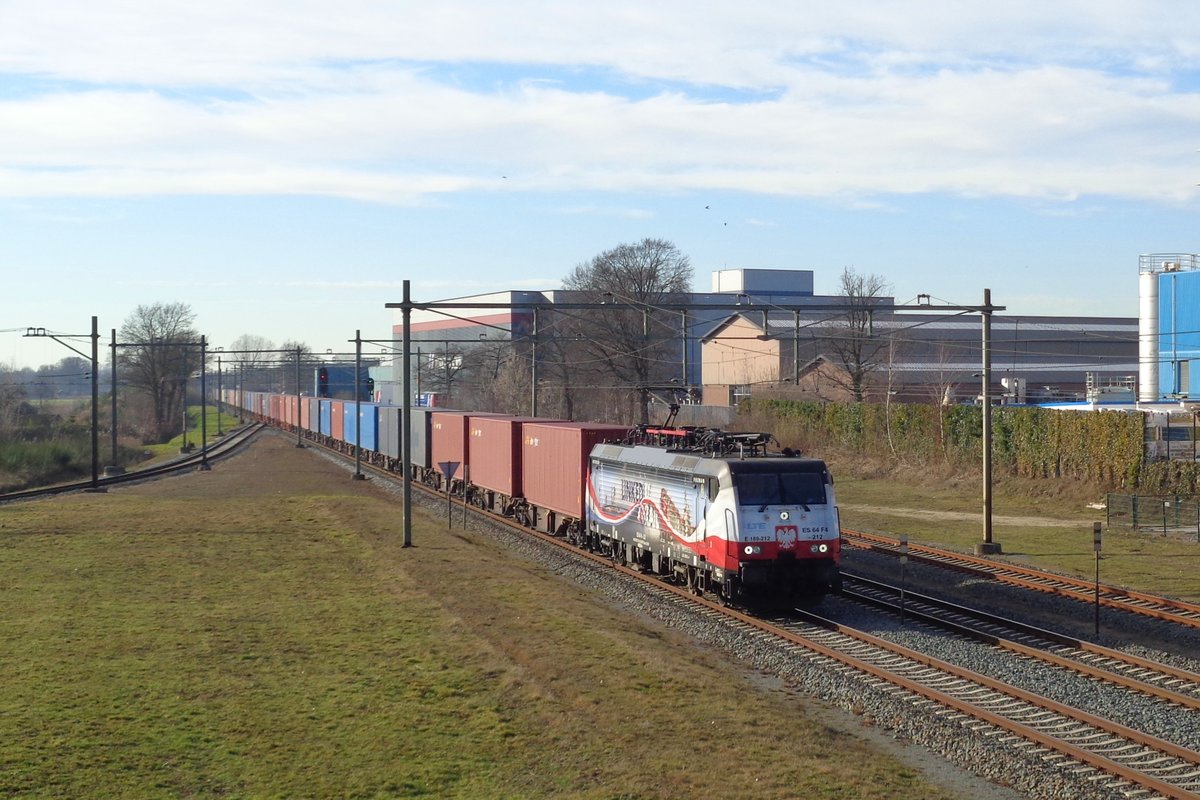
[140,406,241,461]
[0,399,98,491]
[832,458,1200,602]
[0,436,961,800]
[0,402,240,490]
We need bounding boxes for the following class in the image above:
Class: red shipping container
[300,395,310,430]
[330,399,346,442]
[431,411,503,482]
[468,416,553,498]
[269,394,283,424]
[521,422,628,518]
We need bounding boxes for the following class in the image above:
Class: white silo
[1138,260,1160,402]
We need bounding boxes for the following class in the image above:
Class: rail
[841,573,1200,711]
[842,528,1200,629]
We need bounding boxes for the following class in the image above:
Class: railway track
[295,432,1200,799]
[760,606,1200,800]
[573,548,1200,799]
[843,528,1200,630]
[0,423,264,504]
[840,573,1200,711]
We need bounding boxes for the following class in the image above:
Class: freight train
[224,390,841,601]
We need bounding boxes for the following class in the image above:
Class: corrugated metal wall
[1158,270,1200,398]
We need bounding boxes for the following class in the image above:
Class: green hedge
[741,399,1173,492]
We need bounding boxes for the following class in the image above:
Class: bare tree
[461,334,525,412]
[119,302,201,442]
[560,238,693,423]
[418,343,469,407]
[279,340,316,395]
[226,334,277,391]
[484,349,531,415]
[822,267,891,403]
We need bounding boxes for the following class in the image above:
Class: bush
[739,399,1158,494]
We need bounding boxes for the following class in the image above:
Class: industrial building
[699,309,1137,406]
[385,268,1138,410]
[1139,253,1200,402]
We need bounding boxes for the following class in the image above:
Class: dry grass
[0,435,961,799]
[829,453,1200,601]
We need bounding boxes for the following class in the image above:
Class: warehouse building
[385,268,1139,409]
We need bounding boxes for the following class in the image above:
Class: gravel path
[840,503,1085,527]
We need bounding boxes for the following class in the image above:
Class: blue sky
[4,1,1200,368]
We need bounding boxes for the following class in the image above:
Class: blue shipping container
[318,399,332,438]
[344,403,379,453]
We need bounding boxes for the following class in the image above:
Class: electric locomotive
[585,426,840,602]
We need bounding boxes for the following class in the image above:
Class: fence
[1106,493,1200,540]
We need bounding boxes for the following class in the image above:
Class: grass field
[0,436,968,799]
[836,474,1200,601]
[141,406,241,461]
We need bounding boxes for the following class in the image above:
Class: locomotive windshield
[734,470,827,509]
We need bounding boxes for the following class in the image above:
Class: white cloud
[2,2,1200,205]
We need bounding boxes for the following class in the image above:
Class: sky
[4,1,1200,369]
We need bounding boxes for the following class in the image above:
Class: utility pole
[353,330,364,480]
[976,288,1000,555]
[107,328,123,475]
[89,316,99,488]
[294,347,304,448]
[199,335,210,470]
[215,352,224,437]
[530,306,538,416]
[401,280,413,547]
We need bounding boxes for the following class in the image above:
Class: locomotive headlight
[818,543,829,553]
[744,546,753,555]
[743,545,762,555]
[779,510,790,521]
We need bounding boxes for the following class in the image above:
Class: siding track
[843,528,1200,629]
